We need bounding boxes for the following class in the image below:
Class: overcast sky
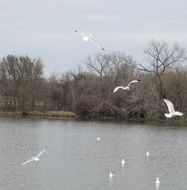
[0,0,187,76]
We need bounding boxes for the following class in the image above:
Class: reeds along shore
[0,111,76,118]
[0,40,186,120]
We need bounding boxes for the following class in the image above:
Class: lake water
[0,118,187,190]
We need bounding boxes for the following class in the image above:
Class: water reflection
[156,183,160,190]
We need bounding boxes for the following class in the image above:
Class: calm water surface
[0,118,187,190]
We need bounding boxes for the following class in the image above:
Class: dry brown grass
[29,111,76,118]
[0,110,76,119]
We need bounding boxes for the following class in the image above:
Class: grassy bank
[0,111,186,126]
[77,115,187,125]
[0,111,76,119]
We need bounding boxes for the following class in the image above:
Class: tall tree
[0,55,44,113]
[140,40,187,99]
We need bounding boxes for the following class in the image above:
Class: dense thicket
[0,40,186,120]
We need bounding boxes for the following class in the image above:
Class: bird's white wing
[81,34,89,41]
[89,37,105,51]
[36,147,47,158]
[128,80,140,87]
[21,157,35,165]
[113,86,126,92]
[75,30,104,50]
[75,31,89,41]
[164,99,175,113]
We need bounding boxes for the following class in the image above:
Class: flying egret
[113,79,141,92]
[164,99,183,118]
[21,146,47,166]
[75,30,105,51]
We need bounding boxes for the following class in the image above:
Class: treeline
[0,40,186,120]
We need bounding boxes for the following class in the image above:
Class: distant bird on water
[109,171,114,180]
[75,30,105,51]
[155,177,160,184]
[121,159,126,167]
[113,79,141,92]
[97,137,101,141]
[21,146,47,166]
[146,151,150,158]
[164,99,183,118]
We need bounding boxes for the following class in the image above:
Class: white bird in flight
[21,146,47,166]
[155,177,160,184]
[75,30,105,51]
[113,79,141,92]
[164,99,183,118]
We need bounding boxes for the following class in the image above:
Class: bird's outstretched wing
[164,99,175,113]
[21,157,35,166]
[89,37,105,51]
[81,35,89,41]
[113,86,126,92]
[36,146,47,158]
[128,79,141,87]
[75,30,90,41]
[75,30,104,50]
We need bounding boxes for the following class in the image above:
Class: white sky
[0,0,187,76]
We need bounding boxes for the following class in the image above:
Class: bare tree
[0,55,44,113]
[106,52,136,84]
[140,40,187,98]
[162,65,187,113]
[85,53,108,78]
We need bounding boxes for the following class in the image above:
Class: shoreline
[0,111,186,125]
[0,111,76,119]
